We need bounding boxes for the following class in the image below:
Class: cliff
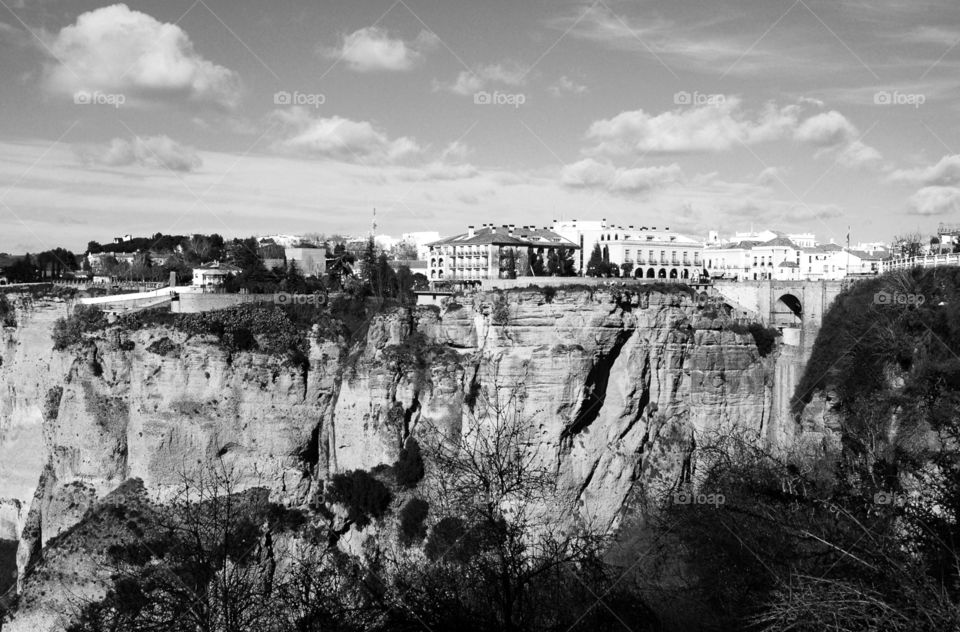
[0,296,70,542]
[1,286,804,630]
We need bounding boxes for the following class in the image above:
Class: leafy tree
[282,260,308,294]
[394,437,425,488]
[398,498,429,546]
[621,262,634,277]
[325,469,392,529]
[529,248,545,276]
[585,244,604,277]
[326,243,355,289]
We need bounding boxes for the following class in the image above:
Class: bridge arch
[773,292,803,326]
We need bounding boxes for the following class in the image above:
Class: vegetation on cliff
[642,268,960,631]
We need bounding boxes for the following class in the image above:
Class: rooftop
[429,225,579,249]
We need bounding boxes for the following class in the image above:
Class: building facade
[427,225,578,283]
[551,219,704,279]
[285,247,327,277]
[191,262,240,287]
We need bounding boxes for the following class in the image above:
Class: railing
[881,253,960,272]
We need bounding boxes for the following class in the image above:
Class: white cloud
[584,97,801,156]
[325,27,436,72]
[560,158,683,193]
[439,62,527,96]
[793,111,883,168]
[548,75,588,97]
[270,107,420,165]
[794,111,857,147]
[44,4,240,109]
[76,135,202,172]
[889,154,960,186]
[907,186,960,215]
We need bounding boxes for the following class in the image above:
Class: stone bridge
[711,280,849,348]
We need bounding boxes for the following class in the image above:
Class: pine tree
[585,244,604,277]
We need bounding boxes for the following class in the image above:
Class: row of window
[621,249,701,265]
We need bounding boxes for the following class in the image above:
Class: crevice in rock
[299,423,321,474]
[561,329,632,443]
[402,394,421,442]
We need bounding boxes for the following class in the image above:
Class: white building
[192,261,240,287]
[551,219,704,279]
[401,231,442,260]
[285,246,326,277]
[427,224,578,283]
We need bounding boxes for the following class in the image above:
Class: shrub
[541,286,557,303]
[748,324,780,357]
[424,516,482,563]
[52,304,106,350]
[398,498,429,546]
[43,386,63,422]
[395,438,425,488]
[491,293,510,325]
[325,469,392,528]
[0,295,15,327]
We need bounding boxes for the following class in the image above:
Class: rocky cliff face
[0,297,70,542]
[1,287,806,630]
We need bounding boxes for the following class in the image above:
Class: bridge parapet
[882,253,960,272]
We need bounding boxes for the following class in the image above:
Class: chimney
[468,225,475,237]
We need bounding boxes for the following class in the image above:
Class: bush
[398,498,429,546]
[491,293,510,325]
[325,469,392,528]
[748,324,780,357]
[52,304,106,350]
[43,386,63,422]
[541,286,557,303]
[424,516,484,563]
[395,438,425,488]
[0,294,14,327]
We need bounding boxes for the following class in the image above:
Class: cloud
[438,62,527,96]
[794,111,857,147]
[76,135,202,172]
[583,97,801,156]
[400,162,479,181]
[270,107,420,164]
[324,26,437,72]
[560,158,683,193]
[907,186,960,215]
[548,75,588,97]
[889,154,960,186]
[793,110,883,168]
[43,4,240,109]
[756,166,784,186]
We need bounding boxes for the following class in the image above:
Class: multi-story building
[551,219,704,279]
[427,224,578,283]
[705,233,883,280]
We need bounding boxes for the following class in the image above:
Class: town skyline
[2,0,960,252]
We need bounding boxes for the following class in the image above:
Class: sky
[1,0,960,253]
